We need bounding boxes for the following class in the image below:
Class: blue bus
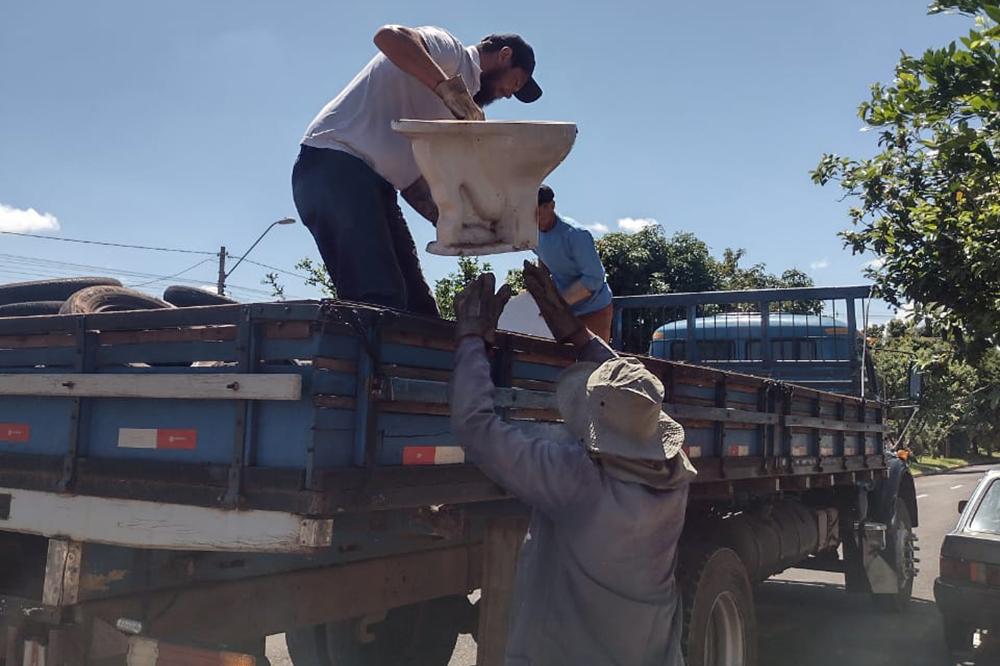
[612,286,878,397]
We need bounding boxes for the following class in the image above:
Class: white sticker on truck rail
[402,446,465,465]
[684,446,702,458]
[118,428,197,450]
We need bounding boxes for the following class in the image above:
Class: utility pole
[215,219,294,297]
[216,246,227,296]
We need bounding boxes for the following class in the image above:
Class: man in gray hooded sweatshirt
[450,262,696,666]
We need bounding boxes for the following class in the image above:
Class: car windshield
[968,479,1000,534]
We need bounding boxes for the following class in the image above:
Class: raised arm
[373,25,484,121]
[373,25,449,91]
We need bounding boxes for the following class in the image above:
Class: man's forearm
[561,279,593,306]
[401,177,439,224]
[373,26,447,91]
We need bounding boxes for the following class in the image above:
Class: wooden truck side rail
[0,300,897,666]
[0,300,886,522]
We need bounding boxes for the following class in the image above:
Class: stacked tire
[0,277,125,317]
[0,278,239,318]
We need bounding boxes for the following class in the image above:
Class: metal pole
[216,246,227,296]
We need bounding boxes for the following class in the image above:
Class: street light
[217,218,296,295]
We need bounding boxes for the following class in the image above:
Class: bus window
[745,339,819,361]
[671,340,736,361]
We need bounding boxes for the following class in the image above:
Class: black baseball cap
[538,184,555,204]
[481,33,542,103]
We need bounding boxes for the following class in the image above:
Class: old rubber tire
[872,497,916,612]
[942,615,974,654]
[59,286,173,314]
[680,546,758,666]
[0,301,63,317]
[285,597,463,666]
[163,285,237,307]
[0,277,122,306]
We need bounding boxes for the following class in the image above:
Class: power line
[0,230,216,256]
[4,230,311,285]
[237,257,311,281]
[128,258,214,289]
[0,253,274,297]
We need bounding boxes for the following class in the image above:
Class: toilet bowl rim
[392,119,577,135]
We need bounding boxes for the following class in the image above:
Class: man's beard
[473,70,504,107]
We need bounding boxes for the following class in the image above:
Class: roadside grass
[910,452,1000,476]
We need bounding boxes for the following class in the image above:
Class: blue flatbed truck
[0,286,916,666]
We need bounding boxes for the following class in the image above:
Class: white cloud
[616,217,658,234]
[0,203,60,233]
[863,257,886,270]
[584,222,610,234]
[810,258,830,270]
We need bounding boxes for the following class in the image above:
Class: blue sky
[0,1,969,317]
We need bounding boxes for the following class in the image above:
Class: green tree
[262,272,286,300]
[596,227,719,350]
[433,256,492,320]
[711,248,820,314]
[596,227,718,297]
[873,321,1000,457]
[295,258,337,298]
[505,267,526,295]
[260,258,336,301]
[813,0,1000,358]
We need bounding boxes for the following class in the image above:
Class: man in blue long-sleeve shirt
[450,263,695,665]
[534,185,614,341]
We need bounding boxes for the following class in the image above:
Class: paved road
[268,463,1000,666]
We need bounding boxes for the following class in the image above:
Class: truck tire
[285,597,464,666]
[0,277,122,306]
[163,285,238,307]
[872,497,916,612]
[942,615,974,654]
[0,301,63,317]
[680,546,757,666]
[59,286,173,314]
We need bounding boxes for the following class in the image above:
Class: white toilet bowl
[392,120,577,256]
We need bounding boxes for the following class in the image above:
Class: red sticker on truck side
[0,424,29,443]
[155,429,198,450]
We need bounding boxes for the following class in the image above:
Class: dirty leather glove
[454,273,512,345]
[523,260,586,344]
[435,75,486,121]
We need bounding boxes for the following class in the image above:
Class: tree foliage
[295,258,337,298]
[595,226,816,351]
[873,320,1000,457]
[433,256,493,320]
[596,227,718,297]
[813,0,1000,357]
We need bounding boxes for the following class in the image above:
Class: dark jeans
[291,145,438,316]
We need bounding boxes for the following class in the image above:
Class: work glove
[454,273,512,345]
[523,260,586,344]
[435,75,486,121]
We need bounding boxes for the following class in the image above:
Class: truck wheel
[0,277,122,306]
[872,497,916,612]
[942,615,974,654]
[680,546,757,666]
[285,596,464,666]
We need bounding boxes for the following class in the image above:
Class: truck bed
[0,300,887,522]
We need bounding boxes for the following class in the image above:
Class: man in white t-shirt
[293,26,543,315]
